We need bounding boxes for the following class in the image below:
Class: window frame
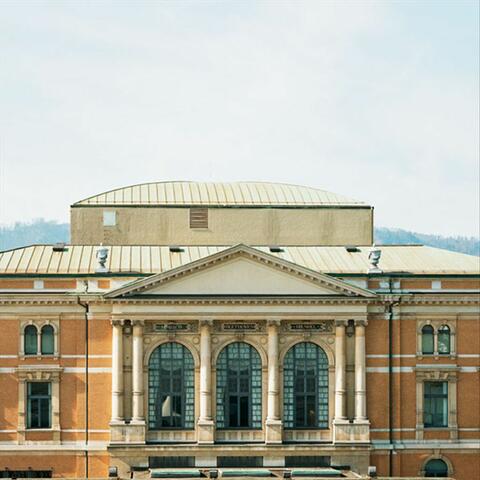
[216,342,263,430]
[20,321,59,358]
[16,365,62,443]
[148,342,195,430]
[283,342,329,430]
[24,325,38,356]
[416,320,456,359]
[423,381,448,428]
[414,366,459,440]
[27,382,52,429]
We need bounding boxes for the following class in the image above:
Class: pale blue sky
[0,0,478,236]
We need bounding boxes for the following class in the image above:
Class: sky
[0,0,478,237]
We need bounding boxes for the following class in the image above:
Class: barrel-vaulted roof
[72,181,366,207]
[0,245,478,276]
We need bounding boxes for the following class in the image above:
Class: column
[267,319,280,421]
[199,319,213,421]
[198,318,214,444]
[132,320,145,422]
[266,318,282,444]
[354,319,368,422]
[111,320,124,423]
[334,319,347,421]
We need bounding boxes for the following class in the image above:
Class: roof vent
[169,246,184,253]
[345,246,360,253]
[269,246,284,253]
[52,242,68,252]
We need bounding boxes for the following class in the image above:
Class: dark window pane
[240,396,249,427]
[306,396,316,426]
[40,399,50,428]
[24,325,38,355]
[422,325,434,354]
[30,383,49,396]
[295,396,305,426]
[27,382,51,429]
[41,325,54,355]
[424,381,448,428]
[229,396,238,426]
[425,459,448,477]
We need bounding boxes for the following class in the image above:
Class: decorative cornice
[108,296,373,306]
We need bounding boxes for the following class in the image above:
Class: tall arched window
[148,342,194,429]
[437,325,450,355]
[283,342,329,429]
[41,325,54,355]
[216,342,262,429]
[24,325,38,355]
[424,458,448,477]
[421,325,434,355]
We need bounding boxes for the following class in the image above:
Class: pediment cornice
[105,244,376,299]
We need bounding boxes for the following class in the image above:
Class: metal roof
[72,182,366,207]
[0,245,478,276]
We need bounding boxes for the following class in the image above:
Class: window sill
[416,354,456,360]
[284,427,330,431]
[20,354,59,360]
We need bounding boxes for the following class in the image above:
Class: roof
[72,181,366,207]
[0,245,478,276]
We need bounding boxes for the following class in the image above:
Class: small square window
[103,211,116,226]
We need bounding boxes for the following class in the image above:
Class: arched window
[41,325,54,355]
[421,325,434,355]
[424,458,448,477]
[438,325,450,355]
[24,325,38,355]
[283,342,329,429]
[148,342,194,429]
[216,342,262,429]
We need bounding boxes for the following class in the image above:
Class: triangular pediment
[106,245,376,298]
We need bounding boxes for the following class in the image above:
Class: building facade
[0,182,478,479]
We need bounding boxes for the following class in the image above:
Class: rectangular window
[27,382,51,429]
[103,211,116,226]
[189,208,208,228]
[424,381,448,428]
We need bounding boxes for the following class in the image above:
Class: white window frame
[414,366,459,440]
[15,365,62,444]
[20,319,59,358]
[416,319,456,359]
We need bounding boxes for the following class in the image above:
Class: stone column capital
[111,319,126,327]
[266,318,281,327]
[132,319,145,327]
[335,319,349,327]
[199,318,214,328]
[354,319,368,327]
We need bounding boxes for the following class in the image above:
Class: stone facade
[0,182,478,479]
